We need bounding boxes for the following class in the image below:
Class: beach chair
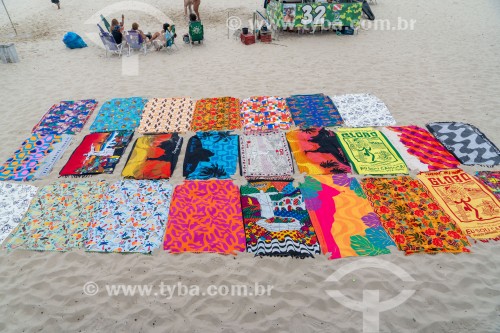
[161,25,178,51]
[125,30,147,55]
[100,15,111,32]
[189,21,204,44]
[97,24,123,57]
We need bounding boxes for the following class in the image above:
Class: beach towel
[300,175,394,259]
[122,134,183,180]
[240,131,294,180]
[331,93,396,127]
[32,99,98,135]
[426,122,500,166]
[382,126,460,171]
[59,131,133,176]
[0,183,37,245]
[163,180,246,254]
[137,97,194,133]
[86,180,172,253]
[286,94,343,128]
[0,134,72,181]
[89,97,147,132]
[191,97,241,131]
[417,169,500,240]
[336,128,408,175]
[5,180,108,251]
[286,127,351,174]
[475,171,500,200]
[183,132,238,180]
[361,176,470,254]
[240,181,321,258]
[240,96,293,132]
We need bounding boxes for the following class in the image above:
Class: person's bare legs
[193,0,201,20]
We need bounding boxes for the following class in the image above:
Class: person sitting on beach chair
[110,15,125,44]
[151,23,177,51]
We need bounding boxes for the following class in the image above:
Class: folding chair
[97,24,123,57]
[125,30,148,55]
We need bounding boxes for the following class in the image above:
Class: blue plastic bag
[63,32,88,49]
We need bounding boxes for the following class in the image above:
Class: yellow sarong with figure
[336,127,408,175]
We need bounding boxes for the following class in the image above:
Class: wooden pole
[1,0,18,36]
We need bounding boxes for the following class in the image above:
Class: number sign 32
[300,5,326,25]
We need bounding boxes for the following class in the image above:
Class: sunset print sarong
[5,181,108,251]
[417,169,500,240]
[191,97,241,131]
[361,176,470,254]
[122,134,183,179]
[336,128,408,175]
[60,131,133,176]
[382,126,460,171]
[300,175,394,259]
[163,180,246,254]
[286,127,351,174]
[241,181,321,258]
[86,180,172,253]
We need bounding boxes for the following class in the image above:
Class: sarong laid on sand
[330,93,396,127]
[240,181,321,258]
[32,99,98,135]
[0,133,72,181]
[336,128,408,175]
[240,96,293,132]
[475,171,500,200]
[286,127,351,174]
[122,134,183,180]
[60,131,133,176]
[89,97,147,132]
[426,122,500,166]
[418,169,500,240]
[183,132,238,180]
[0,183,37,245]
[5,181,108,251]
[240,131,294,180]
[86,180,172,253]
[382,126,460,171]
[361,176,470,254]
[137,97,195,133]
[163,180,246,254]
[191,97,241,131]
[286,94,343,128]
[300,175,394,259]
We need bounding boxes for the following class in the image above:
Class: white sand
[1,0,500,331]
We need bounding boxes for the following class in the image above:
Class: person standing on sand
[51,0,60,9]
[193,0,201,21]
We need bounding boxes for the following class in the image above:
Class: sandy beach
[0,0,500,331]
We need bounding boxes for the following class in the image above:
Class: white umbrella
[1,0,18,36]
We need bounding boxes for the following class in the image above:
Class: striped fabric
[386,126,460,170]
